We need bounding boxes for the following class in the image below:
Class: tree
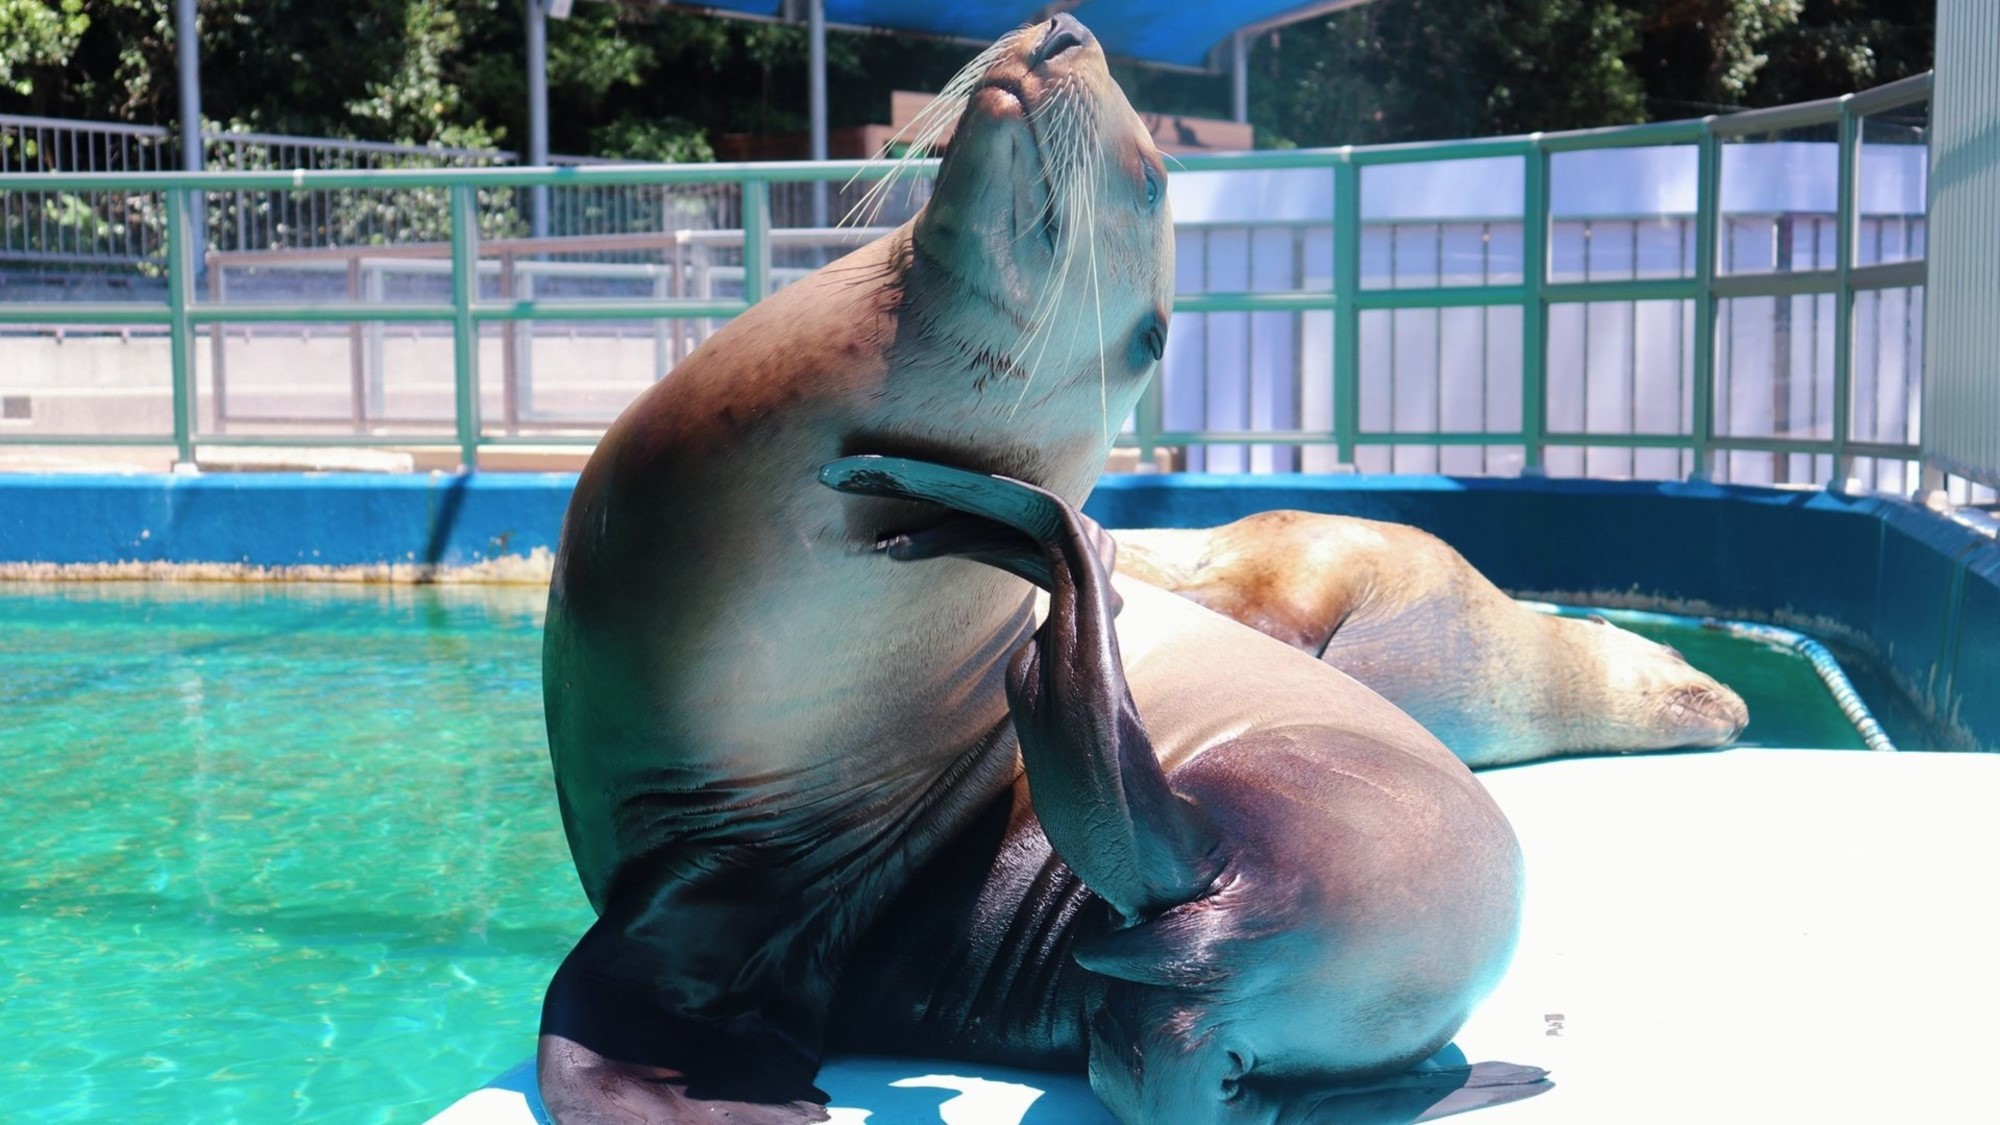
[1248,0,1932,148]
[0,0,1942,157]
[1252,0,1649,148]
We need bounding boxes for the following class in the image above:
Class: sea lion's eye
[1142,164,1162,210]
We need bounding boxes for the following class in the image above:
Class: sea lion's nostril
[1032,17,1086,69]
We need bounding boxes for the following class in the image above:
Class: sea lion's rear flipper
[538,920,831,1124]
[821,455,1219,922]
[1287,1047,1552,1123]
[1412,1060,1553,1120]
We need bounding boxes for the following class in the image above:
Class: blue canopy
[683,0,1365,68]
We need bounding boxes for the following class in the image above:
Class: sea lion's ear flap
[1073,902,1231,987]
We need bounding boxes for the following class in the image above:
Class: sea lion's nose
[1031,14,1089,69]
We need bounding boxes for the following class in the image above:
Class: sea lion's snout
[1030,14,1091,70]
[1664,682,1750,745]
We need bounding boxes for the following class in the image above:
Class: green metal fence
[0,74,1941,483]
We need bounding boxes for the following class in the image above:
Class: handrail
[0,75,1940,484]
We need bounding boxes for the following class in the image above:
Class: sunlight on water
[0,583,591,1123]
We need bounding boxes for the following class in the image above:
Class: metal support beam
[809,0,829,228]
[1831,96,1859,488]
[526,0,551,239]
[175,0,201,172]
[165,189,197,469]
[450,185,483,471]
[1519,142,1549,475]
[1231,31,1250,125]
[1690,128,1722,480]
[174,0,205,285]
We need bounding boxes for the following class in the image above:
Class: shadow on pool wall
[1,470,1995,752]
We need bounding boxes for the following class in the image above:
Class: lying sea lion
[537,16,1541,1123]
[1114,511,1749,768]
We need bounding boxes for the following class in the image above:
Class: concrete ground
[428,748,2000,1124]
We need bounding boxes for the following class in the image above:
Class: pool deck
[428,747,2000,1124]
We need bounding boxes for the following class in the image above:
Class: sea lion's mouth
[974,77,1029,114]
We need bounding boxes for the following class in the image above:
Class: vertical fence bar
[1520,141,1549,474]
[449,184,480,471]
[1690,124,1722,480]
[1333,154,1360,465]
[742,176,771,304]
[164,187,197,466]
[1831,95,1859,487]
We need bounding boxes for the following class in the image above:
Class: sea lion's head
[1072,735,1526,1124]
[876,15,1173,497]
[1553,615,1749,756]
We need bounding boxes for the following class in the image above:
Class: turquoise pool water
[2,584,590,1123]
[0,583,1888,1122]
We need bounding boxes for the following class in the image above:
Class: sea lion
[1113,511,1749,769]
[538,16,1539,1123]
[820,457,1545,1122]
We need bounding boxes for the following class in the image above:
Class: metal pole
[1231,31,1250,125]
[175,0,205,284]
[1519,141,1549,475]
[175,0,201,173]
[1830,95,1859,489]
[809,0,829,229]
[526,0,550,240]
[165,190,197,468]
[450,185,482,471]
[1690,126,1721,481]
[1332,155,1360,465]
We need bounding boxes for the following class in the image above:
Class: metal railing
[0,115,933,266]
[0,73,1971,495]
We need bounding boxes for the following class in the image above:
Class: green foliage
[588,117,713,164]
[1744,0,1936,105]
[1253,0,1647,148]
[0,0,1941,156]
[0,0,90,97]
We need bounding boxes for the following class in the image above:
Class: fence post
[1690,125,1721,481]
[1333,153,1360,466]
[449,183,481,471]
[1519,140,1549,475]
[164,186,197,468]
[742,176,771,304]
[1831,95,1859,488]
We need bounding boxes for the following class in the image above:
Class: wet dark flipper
[821,454,1214,921]
[538,918,830,1124]
[1272,1047,1550,1123]
[1413,1060,1554,1120]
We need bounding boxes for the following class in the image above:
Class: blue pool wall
[3,471,1995,751]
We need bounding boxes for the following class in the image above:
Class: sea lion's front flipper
[538,919,830,1124]
[821,455,1218,922]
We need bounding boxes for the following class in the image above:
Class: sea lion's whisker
[846,39,1013,228]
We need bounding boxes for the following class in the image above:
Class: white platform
[430,750,2000,1124]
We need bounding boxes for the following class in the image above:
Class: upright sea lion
[538,16,1539,1123]
[1114,511,1749,768]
